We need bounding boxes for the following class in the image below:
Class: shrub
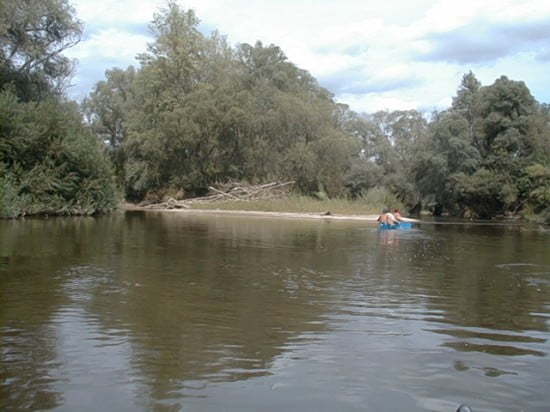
[0,91,119,218]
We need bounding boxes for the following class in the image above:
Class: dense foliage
[83,3,358,201]
[82,2,548,221]
[2,1,548,221]
[0,92,118,217]
[0,0,83,100]
[415,73,550,221]
[0,0,118,218]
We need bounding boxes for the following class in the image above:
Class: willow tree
[84,3,249,199]
[87,2,358,200]
[0,0,83,100]
[234,41,357,196]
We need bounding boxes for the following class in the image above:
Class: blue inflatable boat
[379,222,413,230]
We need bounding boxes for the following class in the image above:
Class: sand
[121,204,421,223]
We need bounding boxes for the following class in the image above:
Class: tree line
[1,1,548,222]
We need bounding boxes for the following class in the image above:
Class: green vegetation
[1,1,548,222]
[0,0,83,101]
[1,0,118,217]
[414,73,550,221]
[0,91,119,217]
[190,188,402,215]
[83,3,357,202]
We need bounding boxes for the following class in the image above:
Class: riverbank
[119,187,408,223]
[120,203,422,223]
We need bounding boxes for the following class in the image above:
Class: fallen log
[141,181,295,208]
[208,186,239,200]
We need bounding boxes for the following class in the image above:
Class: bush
[523,162,550,223]
[0,91,119,218]
[356,187,403,213]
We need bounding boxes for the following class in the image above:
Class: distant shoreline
[120,203,422,223]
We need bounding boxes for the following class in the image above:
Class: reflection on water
[1,212,549,411]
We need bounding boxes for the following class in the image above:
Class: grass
[189,194,392,215]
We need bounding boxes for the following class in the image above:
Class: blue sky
[66,0,550,114]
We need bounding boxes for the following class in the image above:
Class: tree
[346,110,427,209]
[96,2,358,200]
[452,71,481,127]
[82,66,138,186]
[136,2,202,100]
[0,1,118,218]
[416,73,549,219]
[0,0,83,99]
[234,41,356,196]
[523,161,550,223]
[120,2,206,198]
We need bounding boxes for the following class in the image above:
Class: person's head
[393,208,400,213]
[382,208,389,214]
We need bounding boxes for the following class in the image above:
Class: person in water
[393,208,403,221]
[377,208,401,225]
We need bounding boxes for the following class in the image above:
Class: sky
[65,0,550,114]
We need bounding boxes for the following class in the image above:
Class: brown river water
[1,211,549,411]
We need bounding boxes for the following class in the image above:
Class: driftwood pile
[142,181,295,209]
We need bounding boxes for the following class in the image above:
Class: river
[1,211,549,411]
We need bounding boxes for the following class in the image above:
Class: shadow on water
[1,212,549,411]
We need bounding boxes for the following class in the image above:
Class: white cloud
[66,0,550,113]
[70,29,149,61]
[72,0,161,26]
